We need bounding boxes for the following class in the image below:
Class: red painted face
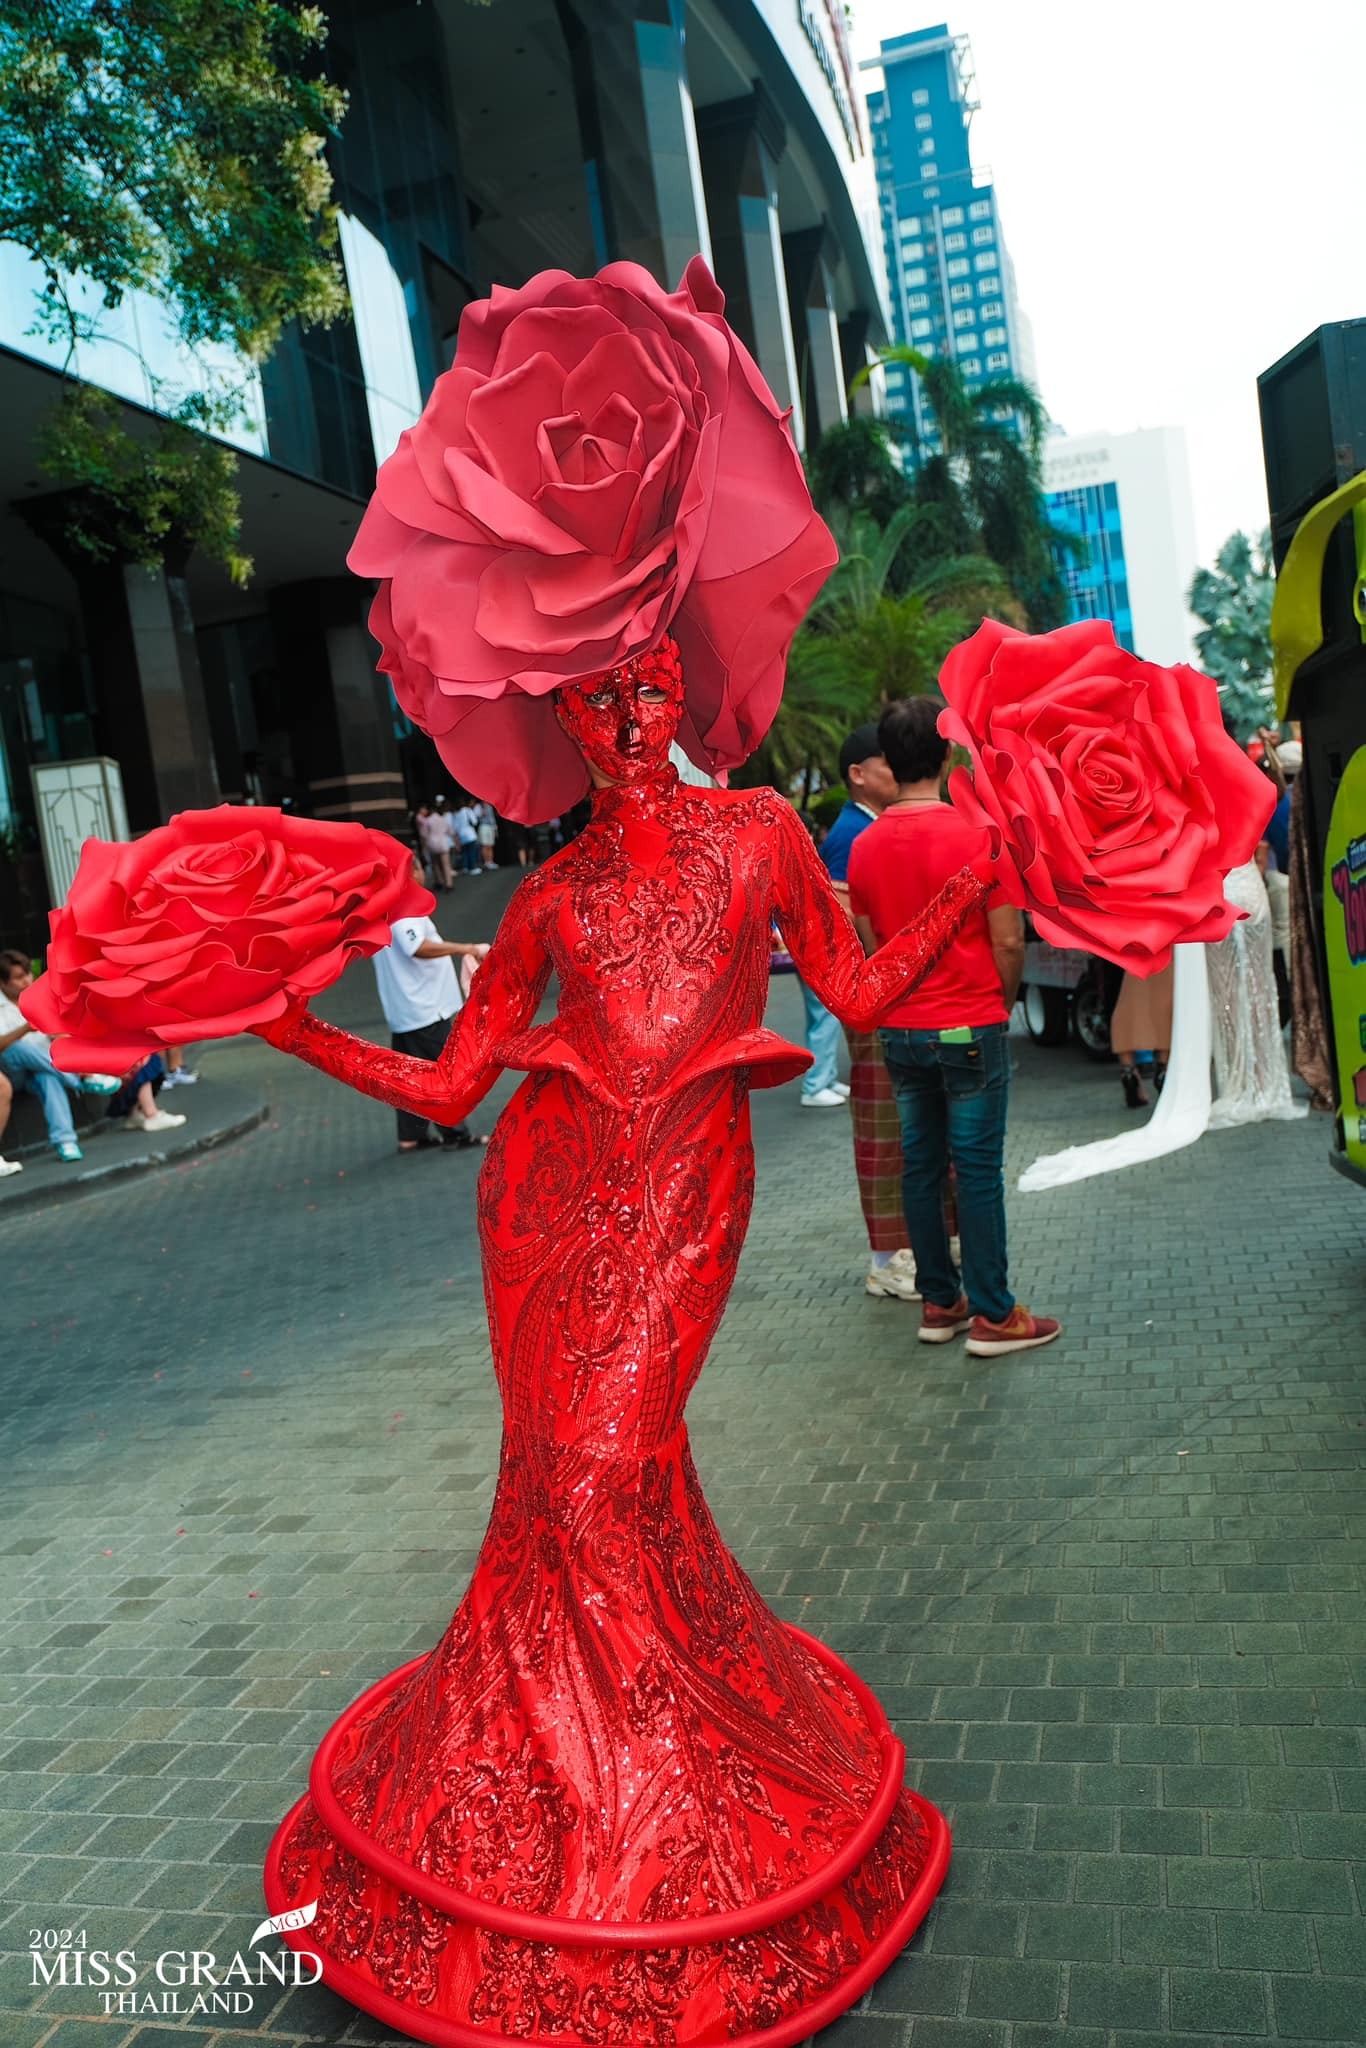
[555,639,685,785]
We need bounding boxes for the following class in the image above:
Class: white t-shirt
[0,989,44,1050]
[372,917,462,1035]
[453,805,479,845]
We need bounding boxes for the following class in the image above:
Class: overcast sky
[854,0,1364,569]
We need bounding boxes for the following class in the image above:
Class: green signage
[1325,744,1366,1180]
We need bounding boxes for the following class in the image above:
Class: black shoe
[438,1126,486,1149]
[1120,1064,1149,1110]
[1152,1061,1167,1094]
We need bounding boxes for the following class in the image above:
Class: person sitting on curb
[847,699,1061,1360]
[0,1066,21,1177]
[0,947,121,1163]
[107,1054,188,1135]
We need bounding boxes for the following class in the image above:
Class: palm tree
[740,503,1016,799]
[851,346,1069,630]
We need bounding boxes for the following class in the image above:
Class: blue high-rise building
[863,26,1035,450]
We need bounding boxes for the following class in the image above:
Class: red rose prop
[350,254,836,821]
[22,808,432,1072]
[937,619,1275,972]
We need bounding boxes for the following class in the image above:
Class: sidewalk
[0,868,1363,2048]
[0,1069,269,1215]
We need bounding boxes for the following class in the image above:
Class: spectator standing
[0,948,120,1162]
[822,723,919,1302]
[476,801,499,870]
[453,800,481,875]
[848,700,1061,1358]
[375,858,490,1152]
[423,799,456,891]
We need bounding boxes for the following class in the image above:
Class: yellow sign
[1269,469,1366,721]
[1324,745,1366,1180]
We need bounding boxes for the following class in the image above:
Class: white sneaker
[801,1087,848,1108]
[866,1248,920,1301]
[0,1155,22,1178]
[81,1073,122,1095]
[162,1068,198,1087]
[831,1081,851,1098]
[140,1109,187,1133]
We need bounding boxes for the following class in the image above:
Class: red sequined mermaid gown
[261,766,985,2045]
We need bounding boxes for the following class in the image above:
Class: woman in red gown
[256,637,986,2044]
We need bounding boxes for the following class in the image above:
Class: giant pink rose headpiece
[350,256,837,821]
[937,619,1276,973]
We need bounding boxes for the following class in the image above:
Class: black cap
[839,723,883,782]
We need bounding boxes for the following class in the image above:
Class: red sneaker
[966,1305,1062,1357]
[918,1295,972,1344]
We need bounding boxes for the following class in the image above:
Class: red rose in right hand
[23,807,431,1071]
[937,619,1275,973]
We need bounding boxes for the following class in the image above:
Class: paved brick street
[2,867,1364,2048]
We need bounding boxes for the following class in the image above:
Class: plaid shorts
[845,1027,910,1255]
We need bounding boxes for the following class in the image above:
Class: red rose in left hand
[938,619,1275,972]
[22,808,432,1071]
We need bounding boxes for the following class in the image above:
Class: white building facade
[1043,426,1200,666]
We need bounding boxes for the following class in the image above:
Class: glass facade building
[0,0,890,950]
[1048,481,1134,651]
[862,25,1035,451]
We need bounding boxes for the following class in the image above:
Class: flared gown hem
[262,1623,951,2047]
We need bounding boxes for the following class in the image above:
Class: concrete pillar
[16,492,221,831]
[696,86,805,447]
[269,579,408,832]
[783,225,849,445]
[556,0,711,282]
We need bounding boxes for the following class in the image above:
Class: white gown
[1018,943,1212,1192]
[1206,861,1305,1127]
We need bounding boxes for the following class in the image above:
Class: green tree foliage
[0,0,349,582]
[1188,530,1276,739]
[852,346,1069,631]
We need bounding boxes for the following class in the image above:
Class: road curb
[0,1104,270,1216]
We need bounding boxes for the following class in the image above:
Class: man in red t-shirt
[847,697,1060,1358]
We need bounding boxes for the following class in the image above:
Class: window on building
[984,325,1007,346]
[950,282,972,302]
[962,357,982,376]
[921,163,938,179]
[980,299,1004,319]
[987,352,1009,370]
[919,137,935,156]
[974,250,999,271]
[955,331,977,354]
[905,266,927,286]
[911,317,933,338]
[900,240,924,261]
[915,114,932,131]
[969,199,992,220]
[900,215,921,234]
[953,308,976,329]
[919,339,936,357]
[971,226,995,246]
[941,206,964,226]
[907,292,929,312]
[912,87,929,105]
[946,257,969,278]
[944,231,966,251]
[923,183,940,198]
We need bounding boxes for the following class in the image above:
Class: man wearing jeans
[0,948,119,1162]
[847,700,1060,1359]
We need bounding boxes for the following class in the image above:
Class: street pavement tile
[2,922,1364,2045]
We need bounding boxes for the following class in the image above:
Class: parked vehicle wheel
[1072,962,1116,1060]
[1021,982,1070,1047]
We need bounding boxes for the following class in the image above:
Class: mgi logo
[30,1904,321,2018]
